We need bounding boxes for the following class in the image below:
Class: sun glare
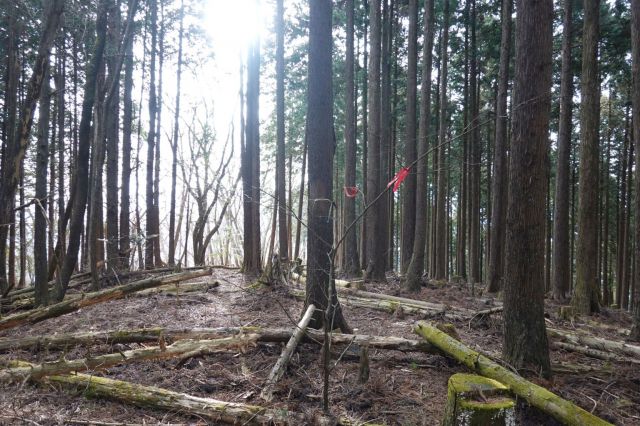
[204,0,266,68]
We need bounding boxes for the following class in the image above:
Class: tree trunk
[502,0,553,376]
[468,0,481,284]
[434,0,450,281]
[294,136,307,261]
[404,0,434,291]
[573,0,601,315]
[120,20,135,270]
[552,0,574,302]
[487,0,512,293]
[364,0,386,282]
[341,0,361,277]
[305,0,349,332]
[631,0,640,340]
[34,64,52,306]
[275,0,288,262]
[145,0,158,269]
[56,0,109,301]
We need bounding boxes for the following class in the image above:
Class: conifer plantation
[0,0,638,423]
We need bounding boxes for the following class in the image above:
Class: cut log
[260,304,315,401]
[414,321,612,426]
[0,326,440,356]
[547,327,640,359]
[10,361,300,425]
[443,373,515,426]
[0,334,257,383]
[0,269,211,332]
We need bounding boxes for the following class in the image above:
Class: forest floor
[0,267,638,425]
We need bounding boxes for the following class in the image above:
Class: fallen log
[414,321,612,426]
[260,304,315,401]
[0,334,257,383]
[547,327,640,360]
[10,361,299,425]
[551,341,640,364]
[0,326,440,355]
[0,269,211,332]
[134,280,219,297]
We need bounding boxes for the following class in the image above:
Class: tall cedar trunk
[379,0,392,272]
[305,0,348,331]
[503,0,552,377]
[34,64,51,306]
[573,0,601,315]
[242,26,262,275]
[624,142,634,309]
[293,136,307,261]
[106,0,121,271]
[0,0,64,292]
[153,2,164,267]
[400,0,418,274]
[631,0,640,340]
[120,24,135,269]
[364,0,386,282]
[469,0,481,284]
[145,0,158,269]
[487,0,512,293]
[434,0,450,281]
[457,0,470,280]
[552,0,574,301]
[56,0,109,301]
[404,0,434,291]
[342,0,360,277]
[360,2,369,270]
[168,0,184,266]
[602,97,612,306]
[276,0,288,261]
[1,4,20,292]
[617,114,629,307]
[56,42,66,272]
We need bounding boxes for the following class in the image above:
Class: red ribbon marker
[387,167,411,192]
[344,186,359,198]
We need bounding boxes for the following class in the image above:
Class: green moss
[444,373,515,426]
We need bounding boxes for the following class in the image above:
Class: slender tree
[487,0,512,293]
[168,0,185,266]
[364,0,386,282]
[503,0,553,377]
[145,0,159,269]
[405,0,434,291]
[305,0,349,331]
[573,0,601,315]
[341,0,361,277]
[434,0,450,281]
[552,0,574,302]
[400,0,418,274]
[275,0,288,262]
[631,0,640,340]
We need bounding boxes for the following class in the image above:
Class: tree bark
[275,0,288,262]
[631,0,640,340]
[120,19,135,270]
[573,0,601,315]
[341,0,361,278]
[305,0,349,331]
[364,0,386,282]
[404,0,434,291]
[145,0,158,269]
[487,0,512,293]
[434,0,451,281]
[502,0,553,376]
[34,62,52,306]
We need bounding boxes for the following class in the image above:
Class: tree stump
[443,373,515,426]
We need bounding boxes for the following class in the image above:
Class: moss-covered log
[414,321,612,426]
[0,326,440,356]
[0,269,211,332]
[0,334,257,383]
[443,373,515,426]
[260,304,315,401]
[547,328,640,359]
[9,361,299,425]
